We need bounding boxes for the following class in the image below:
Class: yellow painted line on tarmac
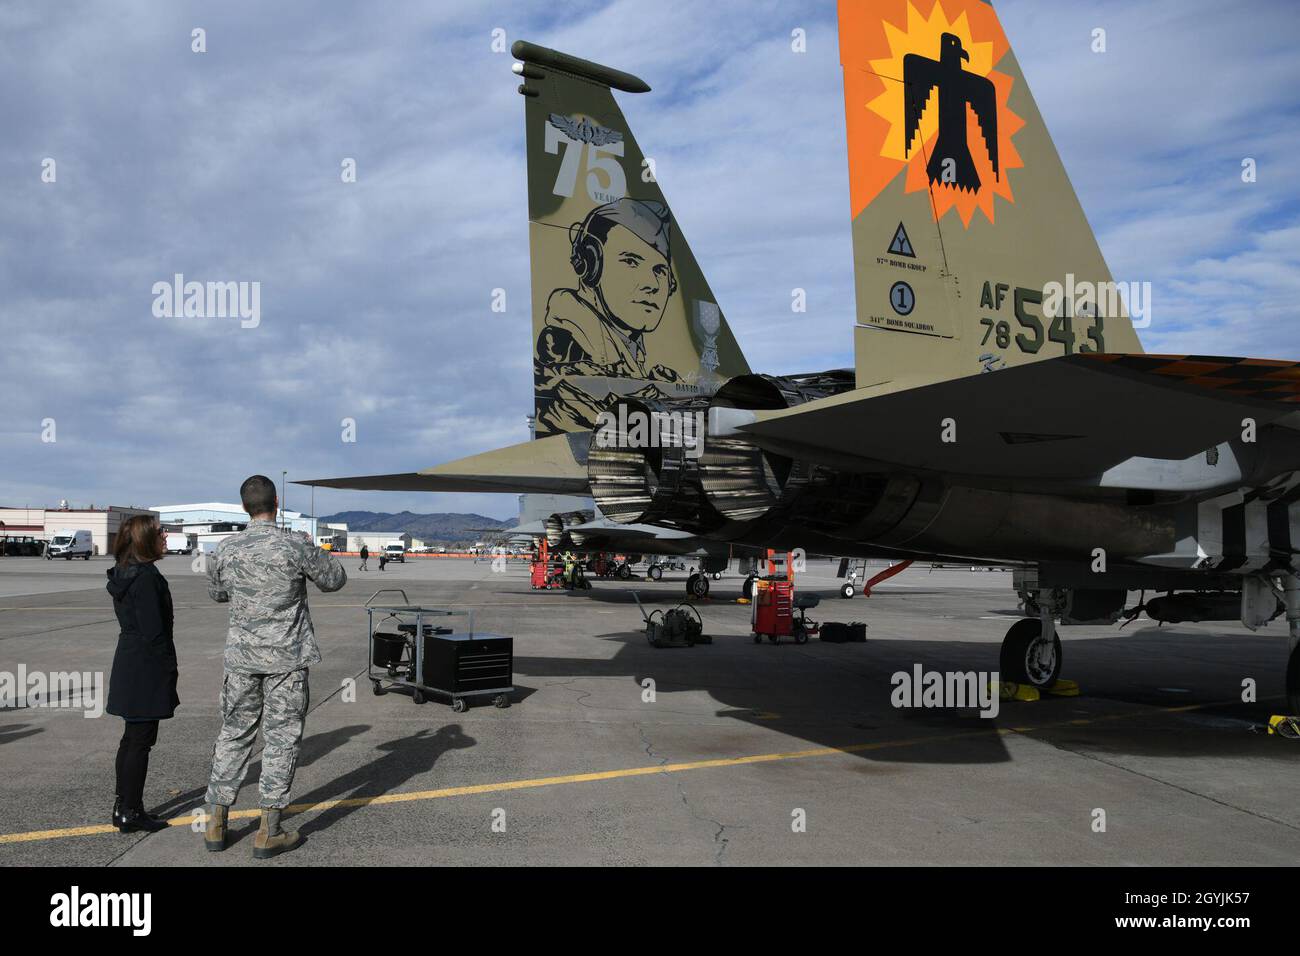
[0,700,1226,847]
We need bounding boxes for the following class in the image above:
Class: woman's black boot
[116,806,168,833]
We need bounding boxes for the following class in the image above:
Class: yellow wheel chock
[991,679,1081,702]
[1047,679,1080,697]
[994,681,1040,702]
[1266,715,1300,738]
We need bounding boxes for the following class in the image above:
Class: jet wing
[737,354,1300,480]
[486,520,547,536]
[296,432,592,495]
[565,519,695,540]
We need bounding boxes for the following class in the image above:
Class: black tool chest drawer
[420,633,513,692]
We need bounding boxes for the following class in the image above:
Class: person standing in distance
[359,543,369,571]
[202,475,346,858]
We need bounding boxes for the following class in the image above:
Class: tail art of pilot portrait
[534,197,681,436]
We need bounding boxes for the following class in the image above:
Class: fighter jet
[499,494,710,568]
[302,0,1300,712]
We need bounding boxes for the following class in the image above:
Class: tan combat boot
[204,804,227,853]
[252,809,301,859]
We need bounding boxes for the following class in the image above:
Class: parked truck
[164,532,194,555]
[46,529,93,560]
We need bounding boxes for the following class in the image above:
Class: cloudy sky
[2,0,1297,521]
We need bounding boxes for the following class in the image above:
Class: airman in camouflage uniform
[202,475,345,858]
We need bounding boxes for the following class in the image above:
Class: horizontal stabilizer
[297,433,591,496]
[565,518,695,540]
[739,354,1300,480]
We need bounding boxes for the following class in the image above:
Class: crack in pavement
[636,721,740,865]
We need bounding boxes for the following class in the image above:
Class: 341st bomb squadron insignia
[904,32,998,192]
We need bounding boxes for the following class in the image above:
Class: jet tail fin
[513,40,750,438]
[837,0,1144,393]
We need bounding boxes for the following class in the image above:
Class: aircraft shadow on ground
[1024,625,1300,760]
[512,626,1297,766]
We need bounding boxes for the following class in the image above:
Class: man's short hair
[240,475,277,517]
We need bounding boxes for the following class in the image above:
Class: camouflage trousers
[206,670,309,809]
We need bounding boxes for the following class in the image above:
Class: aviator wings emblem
[547,113,624,146]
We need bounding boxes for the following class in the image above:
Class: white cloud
[1,0,1297,517]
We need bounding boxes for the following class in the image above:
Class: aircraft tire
[840,583,855,599]
[1287,642,1300,715]
[742,576,755,600]
[648,565,663,581]
[687,573,709,598]
[1000,618,1062,689]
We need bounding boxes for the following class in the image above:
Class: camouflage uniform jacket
[207,519,346,673]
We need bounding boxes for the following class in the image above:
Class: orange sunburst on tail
[840,0,1024,227]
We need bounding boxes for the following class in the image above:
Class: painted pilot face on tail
[534,198,685,435]
[568,199,677,335]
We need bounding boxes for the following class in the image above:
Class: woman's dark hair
[114,514,165,568]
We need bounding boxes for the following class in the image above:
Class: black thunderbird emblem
[903,33,999,192]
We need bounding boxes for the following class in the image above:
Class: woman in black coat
[105,514,179,833]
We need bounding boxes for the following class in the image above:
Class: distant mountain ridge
[320,510,513,541]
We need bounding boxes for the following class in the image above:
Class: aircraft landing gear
[1287,643,1300,715]
[999,616,1062,690]
[647,564,663,581]
[686,573,710,599]
[1283,573,1300,714]
[840,582,856,599]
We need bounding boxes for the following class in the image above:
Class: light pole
[281,471,287,529]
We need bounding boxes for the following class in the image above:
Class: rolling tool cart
[366,589,513,711]
[529,538,565,590]
[750,579,820,644]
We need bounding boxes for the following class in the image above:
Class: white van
[383,542,406,564]
[47,529,93,560]
[164,532,193,555]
